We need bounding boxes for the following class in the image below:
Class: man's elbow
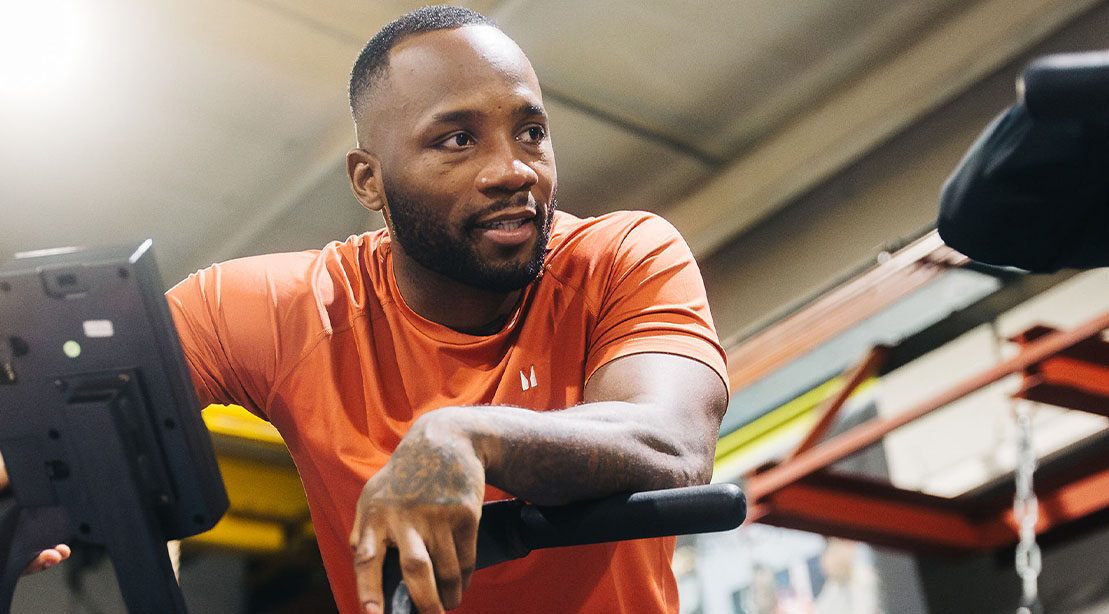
[683,447,716,486]
[672,403,725,487]
[658,438,717,489]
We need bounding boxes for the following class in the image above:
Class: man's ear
[347,148,385,212]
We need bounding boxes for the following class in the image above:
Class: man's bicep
[583,353,727,485]
[166,267,275,418]
[584,352,728,441]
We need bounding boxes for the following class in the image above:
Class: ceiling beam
[663,0,1103,261]
[542,87,725,166]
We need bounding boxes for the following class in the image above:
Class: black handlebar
[1021,50,1109,123]
[383,483,746,614]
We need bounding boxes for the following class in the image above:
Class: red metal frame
[786,345,890,462]
[743,309,1109,553]
[1015,324,1109,416]
[726,232,965,392]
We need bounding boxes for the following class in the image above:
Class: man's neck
[391,253,522,335]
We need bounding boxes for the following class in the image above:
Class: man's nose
[476,144,539,194]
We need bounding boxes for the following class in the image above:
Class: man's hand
[20,545,72,575]
[349,414,485,614]
[1,452,73,574]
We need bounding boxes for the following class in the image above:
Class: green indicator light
[62,340,81,358]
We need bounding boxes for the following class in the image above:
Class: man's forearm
[424,401,719,506]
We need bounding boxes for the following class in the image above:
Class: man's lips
[473,209,537,229]
[472,210,538,247]
[476,219,530,233]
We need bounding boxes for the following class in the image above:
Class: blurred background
[3,0,1109,612]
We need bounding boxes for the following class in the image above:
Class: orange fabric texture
[167,210,727,614]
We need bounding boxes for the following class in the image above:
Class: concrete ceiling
[0,0,1098,289]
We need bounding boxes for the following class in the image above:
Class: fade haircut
[348,5,495,122]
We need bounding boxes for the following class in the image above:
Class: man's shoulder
[549,209,682,257]
[168,230,390,326]
[542,210,693,300]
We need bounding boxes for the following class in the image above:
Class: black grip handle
[383,483,746,614]
[514,482,746,554]
[1022,51,1109,123]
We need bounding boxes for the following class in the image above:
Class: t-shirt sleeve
[166,259,292,420]
[584,213,729,390]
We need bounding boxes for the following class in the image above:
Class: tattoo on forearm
[382,440,483,504]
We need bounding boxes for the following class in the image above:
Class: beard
[384,183,556,293]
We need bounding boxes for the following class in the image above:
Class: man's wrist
[416,406,491,469]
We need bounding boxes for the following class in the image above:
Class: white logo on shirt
[520,366,538,391]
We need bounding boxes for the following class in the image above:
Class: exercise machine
[0,241,229,613]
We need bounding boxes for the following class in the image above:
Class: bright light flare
[0,0,88,98]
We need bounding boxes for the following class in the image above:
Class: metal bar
[747,309,1109,503]
[726,232,962,392]
[1036,357,1109,396]
[747,355,1109,554]
[1017,377,1109,416]
[750,426,1109,553]
[755,471,1109,553]
[786,345,889,461]
[1015,460,1109,534]
[1014,323,1109,414]
[750,479,1009,552]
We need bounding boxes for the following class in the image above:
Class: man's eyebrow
[428,103,546,126]
[518,103,546,118]
[429,109,482,125]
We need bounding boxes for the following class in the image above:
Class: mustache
[464,195,547,227]
[486,194,535,213]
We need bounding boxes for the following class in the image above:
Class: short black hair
[349,5,495,121]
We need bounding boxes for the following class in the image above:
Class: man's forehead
[385,25,538,97]
[393,25,523,63]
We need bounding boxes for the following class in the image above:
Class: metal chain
[1013,399,1043,614]
[989,321,1043,614]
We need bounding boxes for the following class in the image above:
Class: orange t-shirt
[167,210,727,614]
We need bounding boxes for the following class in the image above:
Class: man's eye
[443,133,474,148]
[519,126,546,143]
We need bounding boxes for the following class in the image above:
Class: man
[3,6,728,613]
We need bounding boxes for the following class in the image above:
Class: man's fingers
[454,521,477,593]
[0,453,9,493]
[351,526,386,614]
[395,526,444,614]
[56,544,71,558]
[21,544,72,576]
[429,529,463,610]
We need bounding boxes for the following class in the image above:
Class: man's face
[361,26,558,292]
